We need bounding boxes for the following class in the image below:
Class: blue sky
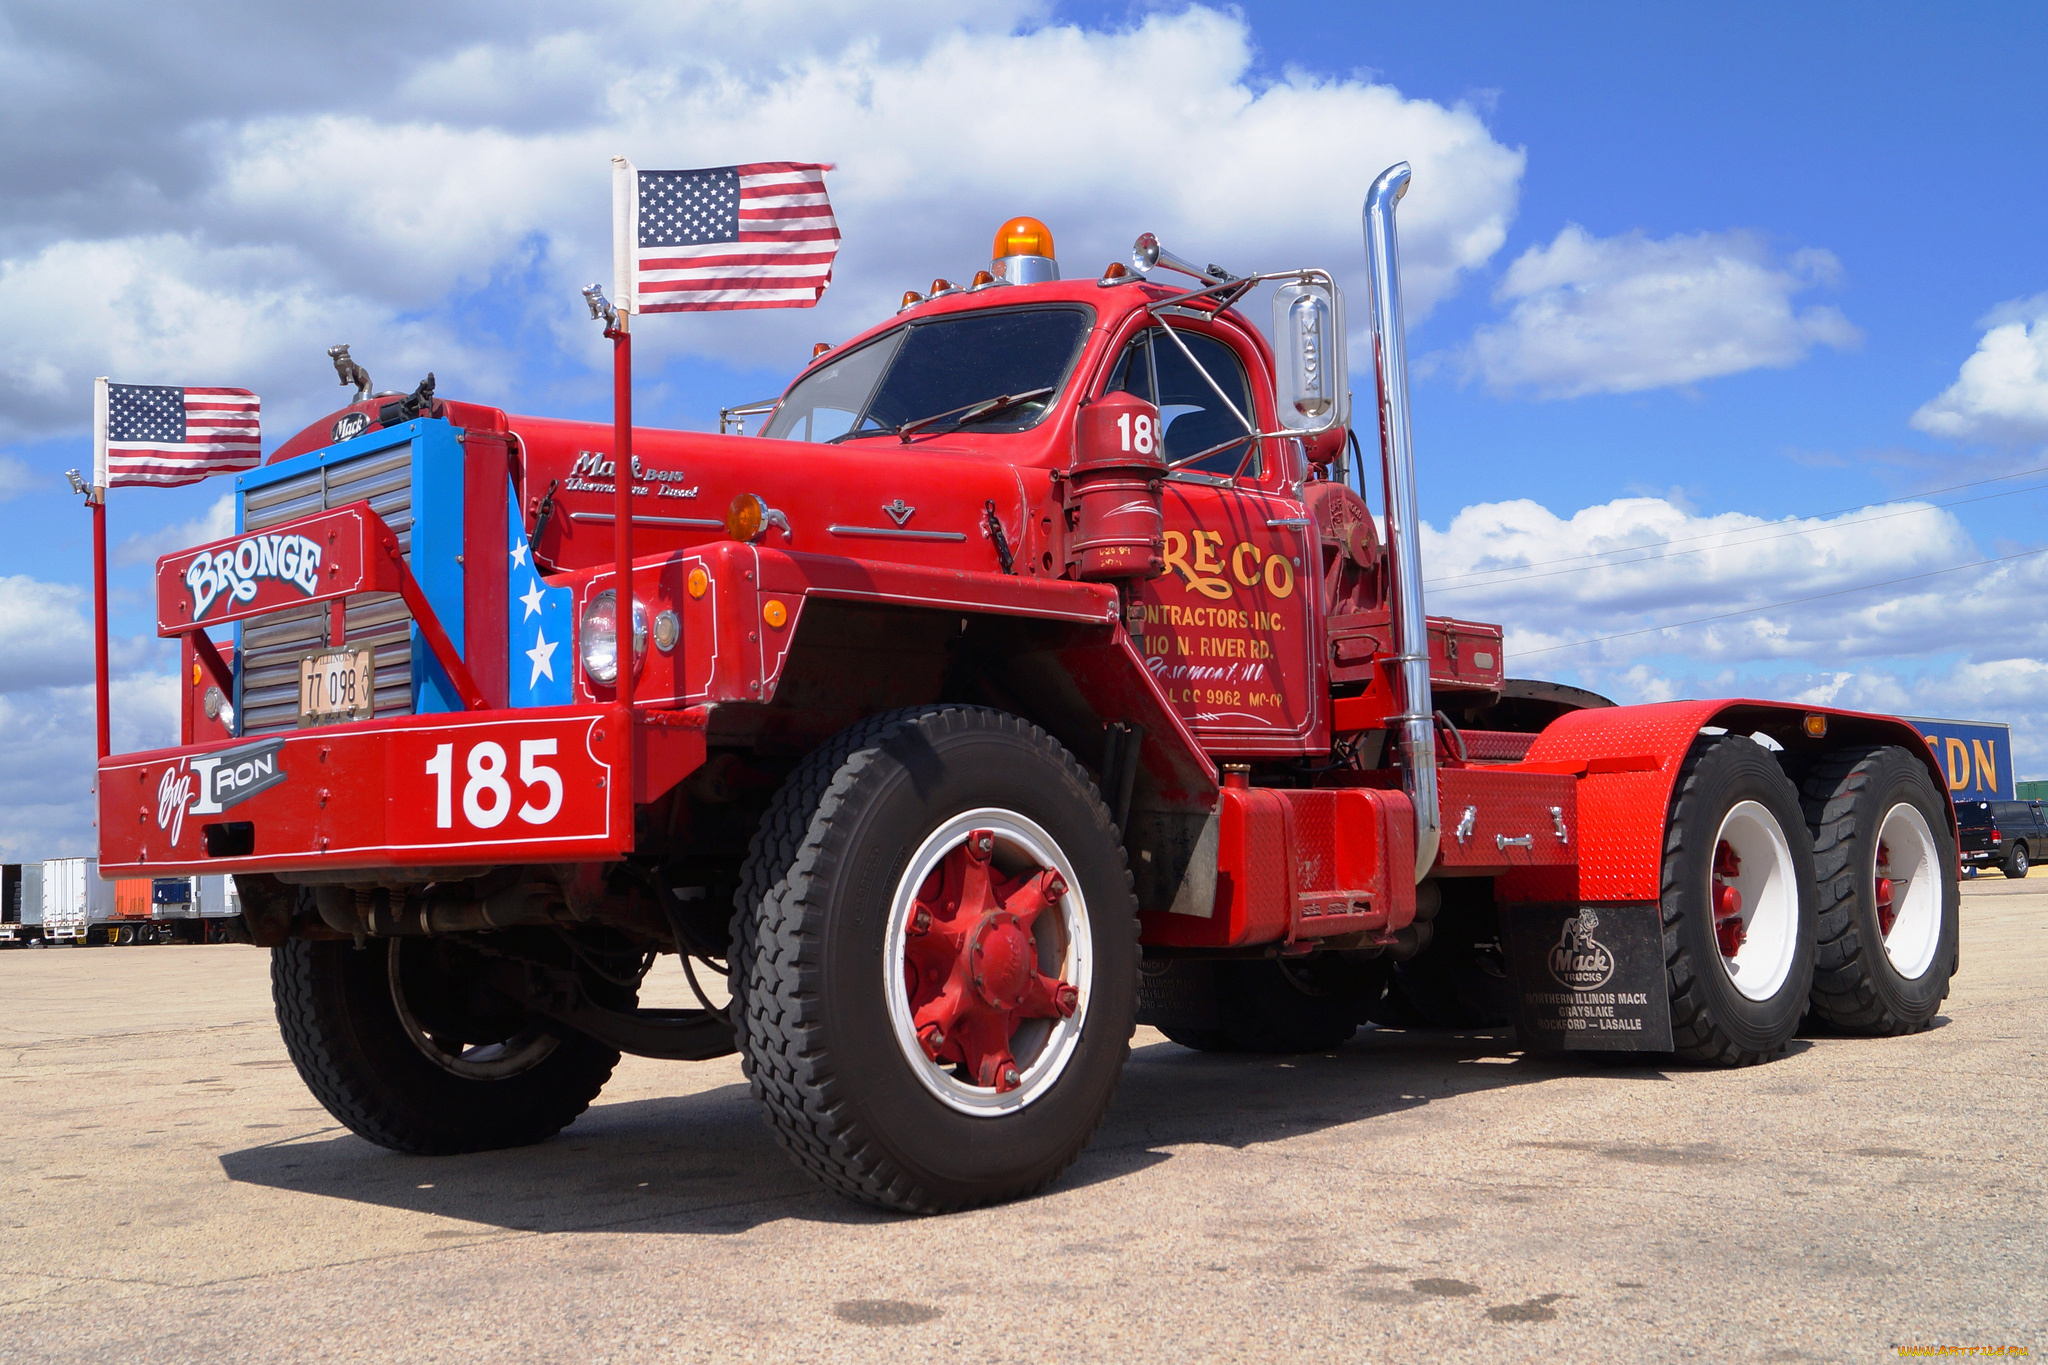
[2,0,2044,855]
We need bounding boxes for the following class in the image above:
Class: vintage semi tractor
[97,164,1959,1213]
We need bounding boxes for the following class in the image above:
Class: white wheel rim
[883,807,1092,1118]
[1711,800,1801,1001]
[1875,802,1942,979]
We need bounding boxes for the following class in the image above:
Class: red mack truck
[98,164,1960,1213]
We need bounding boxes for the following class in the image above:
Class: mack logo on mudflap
[1547,908,1616,992]
[155,737,289,844]
[184,533,324,619]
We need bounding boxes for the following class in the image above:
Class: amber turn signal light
[726,492,767,543]
[1803,712,1828,739]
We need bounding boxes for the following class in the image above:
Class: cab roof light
[990,216,1059,285]
[1098,260,1137,287]
[969,270,996,290]
[928,277,960,298]
[992,216,1055,260]
[899,290,924,311]
[812,341,832,359]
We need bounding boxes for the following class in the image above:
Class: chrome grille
[239,446,414,735]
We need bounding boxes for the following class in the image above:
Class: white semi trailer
[39,858,100,945]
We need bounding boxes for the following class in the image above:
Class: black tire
[1215,957,1366,1053]
[271,936,620,1154]
[1158,1024,1236,1053]
[1153,956,1376,1053]
[731,705,1138,1214]
[2003,842,2029,879]
[1800,746,1959,1034]
[1662,735,1819,1066]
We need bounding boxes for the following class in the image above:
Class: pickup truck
[1956,799,2048,877]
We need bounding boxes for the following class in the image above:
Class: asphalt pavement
[1,878,2040,1363]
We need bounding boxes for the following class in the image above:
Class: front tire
[1800,746,1959,1034]
[272,936,620,1154]
[1662,735,1819,1066]
[732,706,1137,1213]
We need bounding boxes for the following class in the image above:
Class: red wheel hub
[1712,839,1747,958]
[902,829,1078,1094]
[1875,840,1897,936]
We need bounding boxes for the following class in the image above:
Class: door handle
[1496,834,1534,851]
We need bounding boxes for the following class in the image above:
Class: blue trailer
[1904,716,2014,802]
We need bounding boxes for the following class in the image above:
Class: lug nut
[1046,877,1067,900]
[1053,982,1080,1017]
[1000,1065,1021,1091]
[918,1023,946,1057]
[909,908,931,935]
[975,833,994,854]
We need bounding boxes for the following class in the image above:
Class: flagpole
[90,377,111,760]
[607,156,637,823]
[91,494,110,760]
[612,310,633,722]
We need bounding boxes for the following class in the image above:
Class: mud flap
[1503,902,1673,1052]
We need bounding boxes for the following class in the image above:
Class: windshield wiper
[824,423,892,445]
[821,386,1058,445]
[892,387,1056,441]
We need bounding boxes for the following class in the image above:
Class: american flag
[94,381,260,489]
[615,160,839,313]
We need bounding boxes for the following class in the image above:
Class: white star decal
[511,540,528,569]
[519,578,545,621]
[526,628,557,687]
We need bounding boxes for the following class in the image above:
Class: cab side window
[1106,327,1259,478]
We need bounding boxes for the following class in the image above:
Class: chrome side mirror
[1272,278,1348,433]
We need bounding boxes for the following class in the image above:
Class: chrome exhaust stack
[1363,162,1439,883]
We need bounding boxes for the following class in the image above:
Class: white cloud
[1911,293,2048,444]
[0,675,177,863]
[1419,492,2042,668]
[0,6,1527,440]
[0,571,180,859]
[0,453,36,500]
[0,234,495,443]
[114,494,235,567]
[0,575,172,692]
[1461,226,1860,398]
[0,575,95,692]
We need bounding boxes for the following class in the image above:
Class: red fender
[1501,699,1954,904]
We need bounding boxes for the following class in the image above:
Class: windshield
[764,305,1092,442]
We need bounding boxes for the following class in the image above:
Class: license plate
[298,648,374,727]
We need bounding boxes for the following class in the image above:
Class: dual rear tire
[1799,746,1959,1034]
[1663,736,1958,1065]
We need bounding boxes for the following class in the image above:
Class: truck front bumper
[98,704,705,878]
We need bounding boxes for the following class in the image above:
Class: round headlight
[579,589,648,685]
